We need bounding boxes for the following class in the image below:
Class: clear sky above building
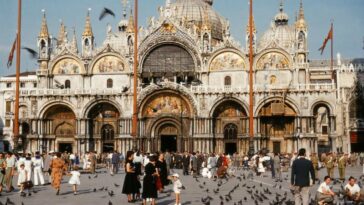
[0,0,363,76]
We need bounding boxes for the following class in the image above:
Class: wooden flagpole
[248,0,255,155]
[131,0,138,149]
[13,0,22,150]
[331,22,335,84]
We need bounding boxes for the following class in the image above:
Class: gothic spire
[39,9,49,38]
[82,8,94,37]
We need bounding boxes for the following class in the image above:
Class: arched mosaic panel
[210,52,245,71]
[53,58,83,74]
[256,52,289,70]
[93,56,126,74]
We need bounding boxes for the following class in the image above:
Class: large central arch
[139,90,195,152]
[210,98,248,154]
[86,102,120,152]
[42,104,76,152]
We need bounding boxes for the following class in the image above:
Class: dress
[68,171,81,185]
[50,158,67,189]
[258,157,265,173]
[142,163,157,199]
[122,160,141,194]
[0,158,5,186]
[156,160,168,186]
[17,169,27,186]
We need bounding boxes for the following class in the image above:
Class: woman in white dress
[68,166,81,195]
[257,155,265,176]
[17,163,28,194]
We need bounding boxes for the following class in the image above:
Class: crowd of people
[1,149,364,204]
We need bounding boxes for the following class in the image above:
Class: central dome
[172,0,227,40]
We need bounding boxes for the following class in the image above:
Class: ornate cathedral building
[1,0,364,155]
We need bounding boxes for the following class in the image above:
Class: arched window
[224,123,238,139]
[107,79,113,88]
[224,76,231,86]
[65,80,71,89]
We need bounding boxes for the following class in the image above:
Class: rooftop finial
[280,0,284,12]
[39,9,49,38]
[83,8,93,37]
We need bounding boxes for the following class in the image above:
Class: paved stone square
[1,166,363,205]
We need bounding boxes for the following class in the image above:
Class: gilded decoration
[53,58,83,74]
[210,52,245,71]
[256,52,289,70]
[216,105,246,118]
[143,93,190,117]
[93,56,125,73]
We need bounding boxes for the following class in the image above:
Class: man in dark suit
[182,152,190,175]
[291,148,315,205]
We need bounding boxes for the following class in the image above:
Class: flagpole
[248,0,255,156]
[13,0,22,150]
[131,0,138,150]
[331,22,334,84]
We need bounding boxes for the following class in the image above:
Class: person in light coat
[32,151,45,186]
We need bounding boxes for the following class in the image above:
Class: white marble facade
[1,0,364,155]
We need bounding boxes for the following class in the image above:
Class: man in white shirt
[345,176,361,202]
[317,176,335,205]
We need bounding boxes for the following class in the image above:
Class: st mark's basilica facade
[1,0,364,155]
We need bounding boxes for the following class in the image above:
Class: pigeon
[22,47,38,59]
[108,200,113,205]
[114,183,120,187]
[88,175,91,179]
[6,197,15,205]
[94,174,98,178]
[99,7,115,21]
[108,190,114,197]
[93,188,97,192]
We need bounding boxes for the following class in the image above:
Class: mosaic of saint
[143,94,190,117]
[210,52,245,71]
[93,56,125,73]
[256,52,289,70]
[53,58,83,74]
[216,105,246,117]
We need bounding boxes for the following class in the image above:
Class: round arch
[139,41,200,73]
[50,55,86,75]
[138,89,196,118]
[82,99,122,119]
[38,101,78,119]
[208,48,247,72]
[88,52,128,74]
[254,96,300,116]
[310,100,334,116]
[254,48,293,70]
[209,97,249,117]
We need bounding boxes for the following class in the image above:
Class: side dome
[258,6,295,51]
[172,0,227,41]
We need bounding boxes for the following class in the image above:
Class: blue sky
[0,0,363,76]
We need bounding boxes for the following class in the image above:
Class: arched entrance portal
[258,101,297,153]
[88,102,120,153]
[212,100,248,154]
[140,91,193,153]
[43,105,76,153]
[158,123,178,152]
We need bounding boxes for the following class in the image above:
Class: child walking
[17,163,32,196]
[169,173,183,205]
[68,166,81,195]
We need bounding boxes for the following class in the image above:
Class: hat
[172,173,179,178]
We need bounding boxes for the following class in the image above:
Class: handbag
[22,180,34,189]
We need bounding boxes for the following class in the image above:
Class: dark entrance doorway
[102,124,115,153]
[225,143,237,155]
[273,141,281,154]
[59,143,73,153]
[161,135,177,152]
